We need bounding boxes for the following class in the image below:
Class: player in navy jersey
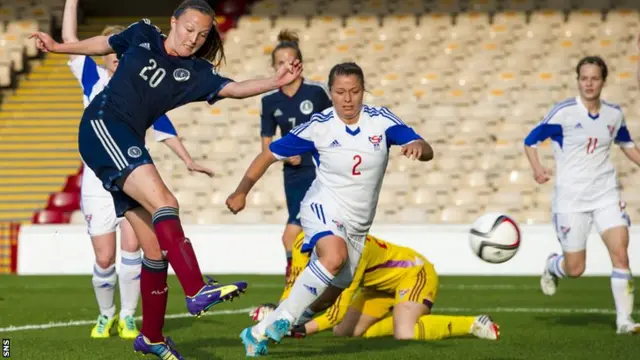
[31,0,302,358]
[260,30,332,288]
[62,0,214,341]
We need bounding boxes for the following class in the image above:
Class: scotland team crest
[300,100,314,115]
[369,134,383,151]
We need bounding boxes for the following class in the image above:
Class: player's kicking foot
[540,253,558,296]
[471,315,500,340]
[186,276,248,317]
[90,314,117,339]
[616,322,640,335]
[266,319,291,343]
[133,335,184,360]
[118,315,140,340]
[240,327,268,357]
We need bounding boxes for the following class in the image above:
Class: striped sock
[611,268,634,326]
[119,250,141,319]
[547,254,566,278]
[140,257,169,343]
[152,207,204,297]
[92,263,117,319]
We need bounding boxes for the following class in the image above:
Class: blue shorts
[78,117,153,217]
[284,173,315,226]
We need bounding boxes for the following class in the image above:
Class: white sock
[253,260,333,337]
[118,250,141,319]
[92,263,117,319]
[547,254,566,278]
[611,268,635,326]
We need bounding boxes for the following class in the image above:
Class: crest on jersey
[332,219,344,232]
[398,289,410,299]
[127,146,142,158]
[84,214,92,223]
[300,100,314,115]
[608,125,615,137]
[173,68,191,82]
[369,134,383,151]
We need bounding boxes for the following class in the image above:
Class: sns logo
[369,134,383,151]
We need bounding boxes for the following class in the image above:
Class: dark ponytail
[271,29,303,66]
[173,0,225,69]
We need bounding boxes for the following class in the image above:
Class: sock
[362,315,476,340]
[152,207,205,297]
[254,260,334,337]
[119,250,142,319]
[294,308,316,326]
[611,268,635,326]
[140,257,169,343]
[92,263,117,319]
[547,254,566,278]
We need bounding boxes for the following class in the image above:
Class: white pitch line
[2,306,637,334]
[0,307,253,333]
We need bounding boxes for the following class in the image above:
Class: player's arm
[218,60,303,99]
[260,97,276,152]
[523,105,564,184]
[62,0,80,60]
[615,118,640,166]
[382,107,433,161]
[154,115,214,177]
[226,122,317,214]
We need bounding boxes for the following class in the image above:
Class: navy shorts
[78,116,153,217]
[284,173,315,226]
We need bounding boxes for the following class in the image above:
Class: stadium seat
[69,210,85,224]
[32,210,71,224]
[63,174,82,193]
[46,192,80,213]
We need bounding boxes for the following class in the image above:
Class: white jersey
[269,104,422,234]
[68,56,177,197]
[524,96,635,213]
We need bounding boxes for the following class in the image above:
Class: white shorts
[299,198,367,289]
[81,163,121,236]
[553,203,630,253]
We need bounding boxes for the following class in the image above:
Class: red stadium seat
[46,192,81,212]
[63,174,83,193]
[32,210,71,224]
[215,0,247,18]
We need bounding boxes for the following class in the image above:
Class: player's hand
[285,155,302,166]
[287,324,307,338]
[186,161,214,177]
[226,192,247,214]
[275,59,303,87]
[533,166,553,184]
[30,32,58,53]
[400,141,423,160]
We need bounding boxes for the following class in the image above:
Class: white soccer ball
[469,213,521,264]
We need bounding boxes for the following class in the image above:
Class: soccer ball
[469,213,521,264]
[249,303,277,322]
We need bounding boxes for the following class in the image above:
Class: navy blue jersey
[91,19,232,139]
[260,78,332,175]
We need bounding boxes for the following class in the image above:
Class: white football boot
[616,322,640,335]
[540,253,559,296]
[470,315,500,340]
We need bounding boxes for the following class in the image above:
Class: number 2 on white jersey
[586,137,598,154]
[352,155,362,176]
[139,59,166,88]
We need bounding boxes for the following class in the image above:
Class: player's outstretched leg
[134,336,184,360]
[541,253,565,296]
[151,207,248,316]
[470,315,501,340]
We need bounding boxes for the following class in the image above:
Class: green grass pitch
[0,275,638,359]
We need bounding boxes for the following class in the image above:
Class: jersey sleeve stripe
[541,100,577,124]
[602,100,622,111]
[290,111,333,135]
[380,107,407,126]
[81,56,100,98]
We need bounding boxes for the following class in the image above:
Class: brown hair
[328,62,365,90]
[173,0,225,68]
[101,25,125,36]
[576,55,608,81]
[271,29,303,66]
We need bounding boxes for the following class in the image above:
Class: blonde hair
[101,25,125,37]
